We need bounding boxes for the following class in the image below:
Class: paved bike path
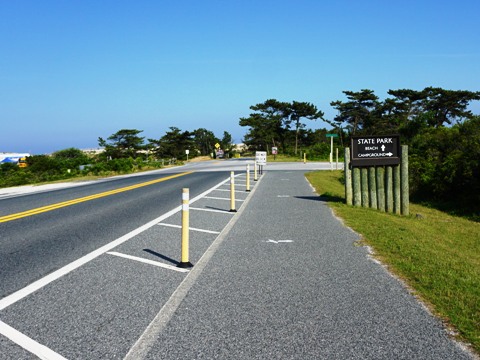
[141,170,472,359]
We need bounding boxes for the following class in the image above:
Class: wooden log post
[353,167,361,207]
[368,167,377,209]
[393,165,401,215]
[376,166,385,212]
[386,166,394,213]
[361,168,369,208]
[401,145,409,216]
[345,148,352,205]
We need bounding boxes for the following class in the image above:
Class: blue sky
[1,0,479,154]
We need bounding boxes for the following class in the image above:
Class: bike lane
[137,170,473,360]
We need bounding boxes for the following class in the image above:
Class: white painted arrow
[267,239,294,244]
[381,145,386,151]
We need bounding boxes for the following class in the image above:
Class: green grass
[305,170,480,354]
[267,154,335,162]
[241,152,333,162]
[268,154,305,162]
[22,164,182,187]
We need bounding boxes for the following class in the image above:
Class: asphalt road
[0,160,474,359]
[136,170,474,360]
[0,167,229,299]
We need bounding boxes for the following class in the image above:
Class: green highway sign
[326,133,338,137]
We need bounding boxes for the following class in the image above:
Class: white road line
[0,320,67,360]
[266,239,294,244]
[0,214,170,311]
[124,168,265,360]
[106,252,189,273]
[157,223,220,234]
[190,207,234,214]
[0,176,230,311]
[203,196,244,202]
[213,189,245,193]
[0,174,234,359]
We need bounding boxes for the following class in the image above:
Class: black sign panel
[351,135,400,166]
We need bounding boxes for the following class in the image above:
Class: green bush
[0,164,30,187]
[409,117,480,217]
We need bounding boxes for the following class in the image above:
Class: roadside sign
[255,151,267,166]
[185,150,190,155]
[271,147,278,155]
[326,133,338,137]
[351,135,400,166]
[216,149,224,158]
[215,143,220,149]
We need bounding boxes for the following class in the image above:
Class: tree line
[0,127,233,188]
[1,86,479,218]
[239,87,480,218]
[98,127,233,160]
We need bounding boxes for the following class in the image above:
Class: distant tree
[285,101,324,154]
[220,131,234,156]
[52,148,85,159]
[299,128,329,148]
[240,99,288,152]
[239,114,262,150]
[149,127,193,160]
[385,88,426,128]
[240,99,294,152]
[421,87,480,127]
[192,128,219,156]
[384,87,480,131]
[240,99,324,154]
[98,129,145,159]
[25,155,58,173]
[52,148,90,169]
[249,99,290,123]
[329,89,380,135]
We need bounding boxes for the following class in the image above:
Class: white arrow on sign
[386,152,393,156]
[267,239,293,244]
[381,145,385,151]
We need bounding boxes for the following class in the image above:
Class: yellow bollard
[304,152,306,164]
[254,160,258,181]
[246,163,251,192]
[178,188,193,268]
[230,171,237,212]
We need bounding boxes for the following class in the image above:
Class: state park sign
[350,135,400,166]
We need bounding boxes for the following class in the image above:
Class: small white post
[230,171,237,212]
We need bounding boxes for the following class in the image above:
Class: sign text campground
[350,135,400,166]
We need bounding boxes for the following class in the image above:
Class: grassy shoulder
[266,155,344,162]
[0,162,184,189]
[240,153,337,162]
[305,170,480,354]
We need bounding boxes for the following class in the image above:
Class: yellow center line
[0,171,193,223]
